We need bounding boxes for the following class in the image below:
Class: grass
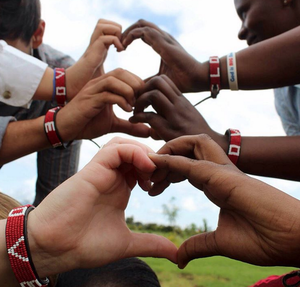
[142,256,295,287]
[137,231,295,287]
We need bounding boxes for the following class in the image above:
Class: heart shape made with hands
[104,39,160,120]
[106,39,160,81]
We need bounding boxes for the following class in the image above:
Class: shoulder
[37,44,76,69]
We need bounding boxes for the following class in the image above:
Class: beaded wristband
[44,107,65,149]
[225,129,241,165]
[209,56,221,99]
[6,205,49,287]
[54,68,67,107]
[227,52,239,90]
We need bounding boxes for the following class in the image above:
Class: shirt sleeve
[0,40,48,107]
[0,116,16,149]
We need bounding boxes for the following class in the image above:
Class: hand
[122,20,204,93]
[130,75,222,141]
[149,135,300,269]
[27,137,178,277]
[57,68,151,140]
[67,19,124,99]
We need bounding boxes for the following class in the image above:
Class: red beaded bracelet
[6,205,49,287]
[225,129,241,165]
[44,107,65,149]
[54,68,67,107]
[209,56,221,99]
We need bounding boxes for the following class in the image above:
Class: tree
[162,197,179,226]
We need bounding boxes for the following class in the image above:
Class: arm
[0,137,177,286]
[122,20,300,92]
[149,135,300,268]
[0,69,150,165]
[130,75,300,181]
[46,19,125,101]
[31,19,124,102]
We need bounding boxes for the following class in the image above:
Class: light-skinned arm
[0,69,150,165]
[0,137,177,286]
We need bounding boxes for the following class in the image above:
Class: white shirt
[0,40,48,107]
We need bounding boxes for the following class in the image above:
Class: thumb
[129,232,178,264]
[178,231,219,269]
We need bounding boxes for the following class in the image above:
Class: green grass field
[143,256,294,287]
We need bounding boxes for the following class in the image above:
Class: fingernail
[127,103,133,111]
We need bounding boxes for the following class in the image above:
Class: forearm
[237,136,300,181]
[206,131,300,180]
[0,117,50,165]
[193,26,300,92]
[32,67,54,101]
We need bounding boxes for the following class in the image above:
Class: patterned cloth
[274,85,300,135]
[250,272,300,287]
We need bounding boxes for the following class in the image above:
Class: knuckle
[137,19,146,26]
[113,68,125,75]
[148,76,164,87]
[196,133,212,142]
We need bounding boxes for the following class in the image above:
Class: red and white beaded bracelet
[6,205,49,287]
[44,106,65,149]
[225,129,241,165]
[54,68,67,107]
[209,56,221,99]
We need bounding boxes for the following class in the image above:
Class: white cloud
[182,197,198,211]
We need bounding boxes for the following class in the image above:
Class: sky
[0,0,299,230]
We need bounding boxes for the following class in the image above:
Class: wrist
[26,212,58,279]
[66,57,97,99]
[209,131,229,153]
[191,61,210,93]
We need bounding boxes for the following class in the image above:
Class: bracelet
[6,205,49,287]
[209,56,221,99]
[225,129,241,165]
[44,107,65,149]
[54,68,67,107]
[227,52,239,90]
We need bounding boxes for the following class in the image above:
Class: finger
[148,153,212,193]
[90,77,136,107]
[137,76,181,106]
[104,136,154,153]
[89,70,143,106]
[122,19,164,46]
[148,178,171,197]
[150,128,161,140]
[130,111,167,126]
[128,232,178,264]
[106,68,144,96]
[157,134,231,165]
[111,117,151,138]
[134,91,173,117]
[91,20,122,43]
[96,142,156,174]
[178,232,219,269]
[95,92,133,112]
[122,26,176,57]
[149,165,187,197]
[130,113,178,142]
[96,35,124,52]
